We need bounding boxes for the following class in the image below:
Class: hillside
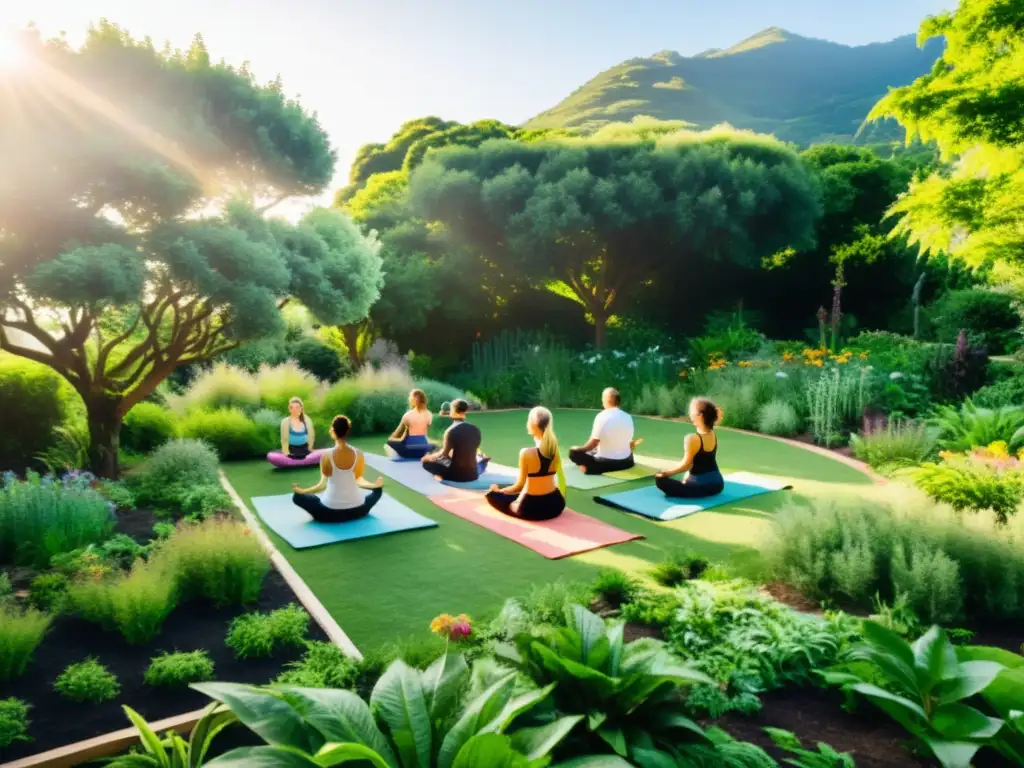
[525,28,943,145]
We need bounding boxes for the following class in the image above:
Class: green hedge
[0,354,80,473]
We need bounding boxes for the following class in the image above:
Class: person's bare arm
[656,434,701,478]
[574,436,600,452]
[293,455,331,494]
[492,449,529,495]
[389,413,409,441]
[423,426,453,462]
[354,452,384,489]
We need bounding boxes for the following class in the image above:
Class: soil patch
[0,568,327,762]
[113,507,165,543]
[760,581,823,615]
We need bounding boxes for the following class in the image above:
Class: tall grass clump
[168,363,260,413]
[850,420,937,473]
[128,439,221,511]
[254,362,320,413]
[805,368,863,446]
[161,519,269,607]
[177,408,275,460]
[0,605,52,680]
[0,474,114,567]
[67,560,178,645]
[765,493,1024,624]
[757,399,800,436]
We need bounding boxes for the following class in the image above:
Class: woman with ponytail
[485,406,566,521]
[280,397,316,459]
[655,398,725,498]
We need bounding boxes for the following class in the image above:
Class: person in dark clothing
[421,399,489,482]
[655,398,725,499]
[486,406,566,521]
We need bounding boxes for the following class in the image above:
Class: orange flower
[782,352,795,362]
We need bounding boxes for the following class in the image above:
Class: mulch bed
[0,511,328,763]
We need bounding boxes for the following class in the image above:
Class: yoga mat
[439,463,518,491]
[383,444,419,462]
[363,452,450,497]
[267,449,324,469]
[595,472,792,521]
[250,493,437,549]
[428,492,642,559]
[564,462,658,490]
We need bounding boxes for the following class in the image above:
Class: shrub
[144,650,215,688]
[0,573,11,603]
[0,473,115,567]
[254,362,320,414]
[910,448,1024,523]
[67,560,178,645]
[350,390,408,435]
[168,363,260,414]
[288,337,347,383]
[591,567,640,608]
[177,408,274,461]
[973,373,1024,409]
[54,658,120,703]
[161,519,269,607]
[414,378,475,411]
[620,591,680,628]
[120,403,177,455]
[0,698,30,748]
[651,550,711,587]
[850,420,937,472]
[757,399,800,436]
[274,641,360,688]
[805,368,864,446]
[928,288,1020,353]
[34,423,90,475]
[222,339,289,374]
[28,573,69,612]
[174,484,234,521]
[129,439,221,511]
[98,479,136,511]
[930,399,1024,453]
[0,354,75,473]
[709,380,763,431]
[0,605,51,680]
[97,534,148,570]
[225,604,309,659]
[766,495,1024,624]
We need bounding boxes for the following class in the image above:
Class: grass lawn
[221,409,879,650]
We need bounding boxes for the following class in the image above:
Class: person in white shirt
[568,388,643,474]
[292,415,384,522]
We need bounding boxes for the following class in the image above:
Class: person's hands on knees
[489,483,500,493]
[292,483,302,492]
[373,477,384,488]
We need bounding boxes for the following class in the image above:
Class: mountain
[525,28,944,145]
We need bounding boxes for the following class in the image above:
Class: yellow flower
[859,352,868,360]
[985,441,1009,458]
[782,352,795,362]
[430,614,454,634]
[738,360,753,368]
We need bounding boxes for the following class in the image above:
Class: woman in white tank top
[292,415,384,523]
[385,389,437,459]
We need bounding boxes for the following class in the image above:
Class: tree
[407,125,821,347]
[868,0,1024,268]
[0,24,382,476]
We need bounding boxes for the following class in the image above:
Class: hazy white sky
[2,0,951,206]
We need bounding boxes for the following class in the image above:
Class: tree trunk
[593,310,608,349]
[86,395,123,479]
[340,324,363,367]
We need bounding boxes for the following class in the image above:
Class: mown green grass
[222,409,877,650]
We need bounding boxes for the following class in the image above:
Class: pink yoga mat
[428,491,643,559]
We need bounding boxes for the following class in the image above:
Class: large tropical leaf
[188,705,239,768]
[509,716,584,761]
[369,661,432,768]
[931,702,1003,740]
[630,748,677,768]
[206,746,319,767]
[982,667,1024,718]
[532,644,617,701]
[568,605,611,669]
[551,757,633,767]
[194,683,323,755]
[422,652,470,726]
[925,739,985,768]
[934,661,1006,706]
[436,673,518,768]
[450,733,531,768]
[480,684,557,736]
[604,623,624,678]
[912,626,958,686]
[123,707,170,764]
[312,743,393,768]
[276,687,398,767]
[851,683,927,728]
[956,646,1024,668]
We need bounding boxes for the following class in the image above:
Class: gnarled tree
[0,24,382,476]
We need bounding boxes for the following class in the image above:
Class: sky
[2,0,951,206]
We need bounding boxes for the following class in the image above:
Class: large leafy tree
[0,24,382,476]
[868,0,1024,268]
[407,125,821,347]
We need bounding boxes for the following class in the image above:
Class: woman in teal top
[280,397,316,459]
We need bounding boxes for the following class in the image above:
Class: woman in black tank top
[655,398,725,499]
[486,407,566,521]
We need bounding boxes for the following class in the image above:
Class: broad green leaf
[509,716,583,760]
[925,739,984,768]
[934,660,1006,706]
[189,705,239,768]
[931,703,1003,740]
[596,726,627,756]
[845,644,920,698]
[206,746,319,767]
[480,683,556,735]
[313,743,392,768]
[982,667,1024,718]
[532,644,618,700]
[437,673,518,768]
[570,605,608,667]
[630,748,677,768]
[956,646,1024,668]
[193,683,323,755]
[274,687,397,767]
[851,683,927,722]
[861,621,915,669]
[369,661,432,768]
[587,712,607,731]
[605,623,624,678]
[422,652,470,725]
[451,733,529,768]
[104,756,161,768]
[551,758,633,768]
[123,707,169,763]
[651,712,708,741]
[912,626,958,686]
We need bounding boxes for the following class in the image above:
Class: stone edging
[218,471,363,659]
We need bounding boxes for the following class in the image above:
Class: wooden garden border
[0,475,362,768]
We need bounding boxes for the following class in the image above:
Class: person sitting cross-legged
[654,398,725,499]
[291,415,384,523]
[485,406,566,521]
[385,388,437,459]
[421,398,489,482]
[568,387,643,474]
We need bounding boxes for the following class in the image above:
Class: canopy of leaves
[869,0,1024,267]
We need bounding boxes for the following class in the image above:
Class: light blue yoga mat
[250,493,438,549]
[595,472,792,521]
[440,466,518,491]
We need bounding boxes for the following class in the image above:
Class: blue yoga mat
[440,468,518,491]
[595,472,792,521]
[250,493,438,549]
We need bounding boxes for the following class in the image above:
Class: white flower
[628,361,638,369]
[612,350,625,359]
[532,345,540,353]
[775,371,788,379]
[889,371,904,380]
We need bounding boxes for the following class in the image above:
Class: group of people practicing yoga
[285,386,725,524]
